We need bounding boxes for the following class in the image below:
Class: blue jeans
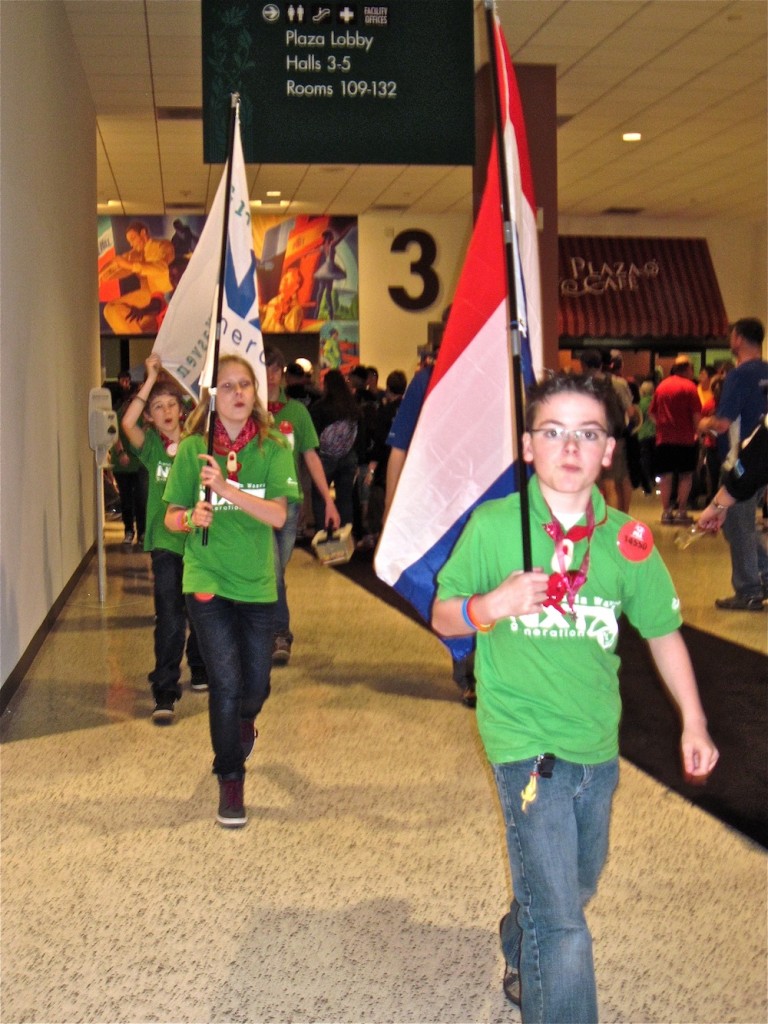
[148,549,204,701]
[493,756,619,1024]
[273,501,300,640]
[722,489,768,599]
[185,595,275,779]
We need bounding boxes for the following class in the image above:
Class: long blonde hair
[182,355,269,443]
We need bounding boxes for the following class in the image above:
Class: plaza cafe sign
[560,254,659,297]
[556,236,728,341]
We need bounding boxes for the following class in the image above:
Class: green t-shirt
[163,432,300,603]
[268,389,319,503]
[437,476,682,765]
[131,429,184,555]
[637,394,656,441]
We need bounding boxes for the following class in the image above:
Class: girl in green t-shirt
[164,355,299,828]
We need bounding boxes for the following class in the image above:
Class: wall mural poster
[318,322,360,380]
[98,213,360,357]
[98,215,206,336]
[255,215,358,335]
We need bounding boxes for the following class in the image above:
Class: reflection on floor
[1,496,766,1024]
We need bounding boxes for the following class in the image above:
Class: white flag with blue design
[154,108,266,402]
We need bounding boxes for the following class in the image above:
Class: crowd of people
[575,319,768,612]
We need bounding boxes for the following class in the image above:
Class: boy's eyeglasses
[530,427,608,445]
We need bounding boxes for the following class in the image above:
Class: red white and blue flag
[374,12,543,658]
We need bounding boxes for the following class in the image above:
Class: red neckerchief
[267,400,285,415]
[212,417,257,481]
[542,499,607,619]
[158,431,178,457]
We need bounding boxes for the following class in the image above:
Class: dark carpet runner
[331,551,768,849]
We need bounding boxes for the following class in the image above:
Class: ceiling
[64,0,767,223]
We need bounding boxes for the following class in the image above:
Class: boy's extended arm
[121,353,161,449]
[646,631,719,780]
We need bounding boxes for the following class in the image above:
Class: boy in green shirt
[122,355,207,723]
[433,372,718,1023]
[264,345,339,664]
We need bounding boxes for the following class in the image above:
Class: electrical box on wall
[88,388,118,466]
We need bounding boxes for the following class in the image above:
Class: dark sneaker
[122,530,134,546]
[673,511,694,526]
[499,916,521,1007]
[272,635,292,665]
[241,719,258,762]
[715,594,765,611]
[660,511,675,525]
[151,698,175,724]
[502,961,521,1006]
[190,672,209,692]
[217,778,246,828]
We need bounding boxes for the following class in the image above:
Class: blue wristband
[460,596,477,631]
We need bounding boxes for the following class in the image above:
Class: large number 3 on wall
[388,229,439,311]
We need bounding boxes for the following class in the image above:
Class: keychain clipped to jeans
[520,753,556,812]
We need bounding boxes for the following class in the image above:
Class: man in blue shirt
[699,318,768,610]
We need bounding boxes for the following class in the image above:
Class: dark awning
[558,236,729,344]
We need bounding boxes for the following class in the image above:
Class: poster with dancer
[256,215,358,334]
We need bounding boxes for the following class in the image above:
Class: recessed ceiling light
[266,190,281,198]
[107,199,120,206]
[622,132,642,142]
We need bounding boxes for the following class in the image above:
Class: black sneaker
[499,916,521,1007]
[715,594,764,611]
[272,635,292,665]
[241,719,258,762]
[217,778,246,828]
[190,672,209,692]
[151,698,175,724]
[502,961,521,1006]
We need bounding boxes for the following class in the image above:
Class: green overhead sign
[202,0,475,165]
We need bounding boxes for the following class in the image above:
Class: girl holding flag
[163,354,299,827]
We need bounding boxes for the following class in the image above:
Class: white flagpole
[483,1,532,571]
[202,93,241,546]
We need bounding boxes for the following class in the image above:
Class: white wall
[0,1,99,691]
[559,214,768,329]
[358,212,472,382]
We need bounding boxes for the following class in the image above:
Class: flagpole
[483,0,532,571]
[202,92,240,546]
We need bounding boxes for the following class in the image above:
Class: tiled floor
[0,497,765,1024]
